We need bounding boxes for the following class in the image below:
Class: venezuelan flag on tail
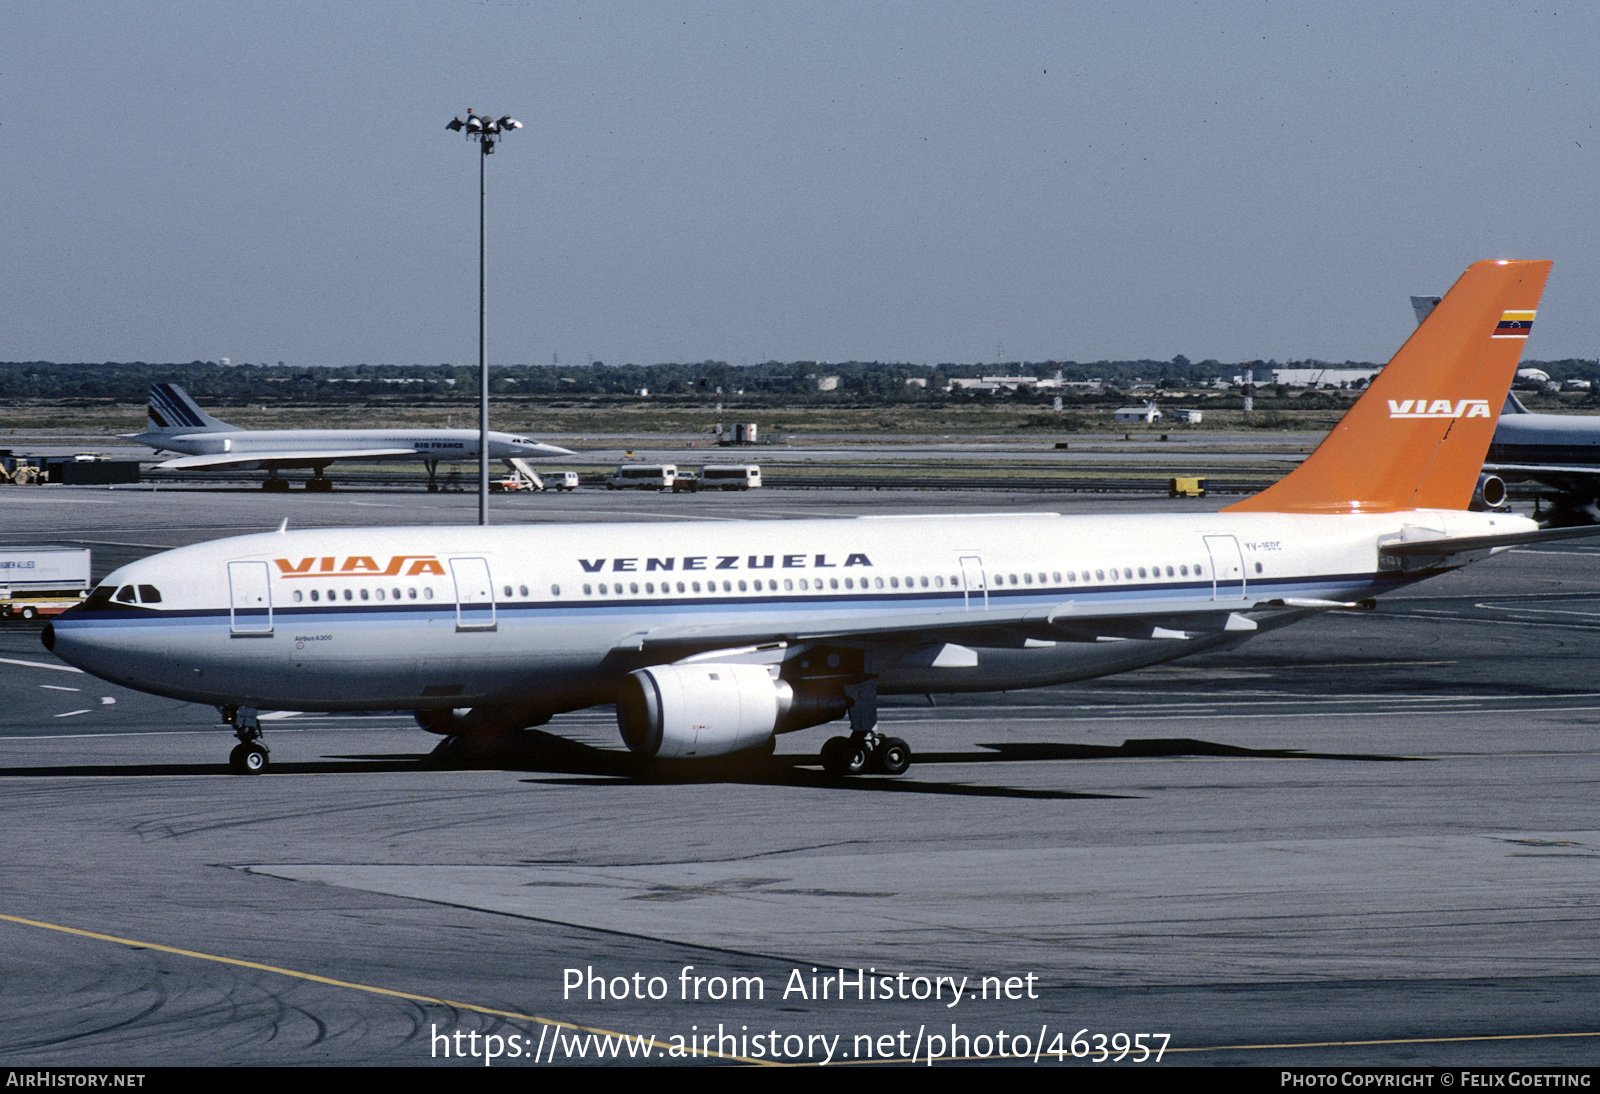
[1226,259,1551,514]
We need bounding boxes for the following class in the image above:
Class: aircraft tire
[821,736,868,777]
[874,737,911,776]
[230,743,269,775]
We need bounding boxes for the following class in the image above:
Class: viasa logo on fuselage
[274,555,447,577]
[1386,399,1492,419]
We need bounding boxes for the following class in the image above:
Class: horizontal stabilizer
[1380,523,1600,561]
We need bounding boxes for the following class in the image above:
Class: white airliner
[130,383,573,491]
[49,261,1581,776]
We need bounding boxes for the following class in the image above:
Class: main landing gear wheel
[229,742,269,775]
[821,733,912,777]
[821,735,870,777]
[871,736,911,776]
[262,478,290,493]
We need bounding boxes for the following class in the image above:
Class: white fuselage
[48,508,1530,716]
[134,427,564,463]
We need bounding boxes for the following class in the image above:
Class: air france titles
[577,553,873,574]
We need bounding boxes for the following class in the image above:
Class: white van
[607,464,677,490]
[698,465,762,490]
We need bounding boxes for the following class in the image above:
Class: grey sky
[5,1,1597,368]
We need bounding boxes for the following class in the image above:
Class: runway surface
[2,485,1598,1066]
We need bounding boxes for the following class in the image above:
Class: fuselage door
[450,557,497,631]
[959,555,988,610]
[1203,535,1246,601]
[228,560,273,635]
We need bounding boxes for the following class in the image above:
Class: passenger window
[1024,573,1033,585]
[360,588,370,601]
[310,589,320,602]
[408,588,417,599]
[503,585,513,597]
[293,590,304,603]
[630,582,639,594]
[520,585,529,597]
[343,589,353,601]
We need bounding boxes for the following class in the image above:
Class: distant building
[816,376,840,392]
[1113,403,1161,424]
[1271,368,1378,388]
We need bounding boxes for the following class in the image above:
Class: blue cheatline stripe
[53,570,1416,629]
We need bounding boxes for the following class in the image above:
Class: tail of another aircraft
[144,383,236,434]
[1225,259,1551,514]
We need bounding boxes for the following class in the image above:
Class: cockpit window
[138,585,162,604]
[116,585,137,603]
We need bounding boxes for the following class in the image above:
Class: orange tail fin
[1225,259,1551,514]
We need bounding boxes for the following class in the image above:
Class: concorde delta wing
[154,448,424,470]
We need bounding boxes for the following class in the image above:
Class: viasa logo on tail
[1386,399,1492,419]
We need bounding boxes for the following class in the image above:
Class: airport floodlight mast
[446,109,523,524]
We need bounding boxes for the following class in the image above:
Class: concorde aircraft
[47,261,1582,776]
[131,383,573,491]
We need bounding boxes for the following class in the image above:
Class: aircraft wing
[612,594,1308,656]
[153,448,423,470]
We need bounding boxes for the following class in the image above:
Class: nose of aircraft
[524,439,575,457]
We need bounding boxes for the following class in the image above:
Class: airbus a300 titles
[47,261,1587,777]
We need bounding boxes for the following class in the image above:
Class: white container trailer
[0,546,91,620]
[0,546,91,594]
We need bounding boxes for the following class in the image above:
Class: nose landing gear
[221,705,270,775]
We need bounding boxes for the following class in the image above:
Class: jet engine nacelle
[616,663,848,759]
[1471,473,1508,511]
